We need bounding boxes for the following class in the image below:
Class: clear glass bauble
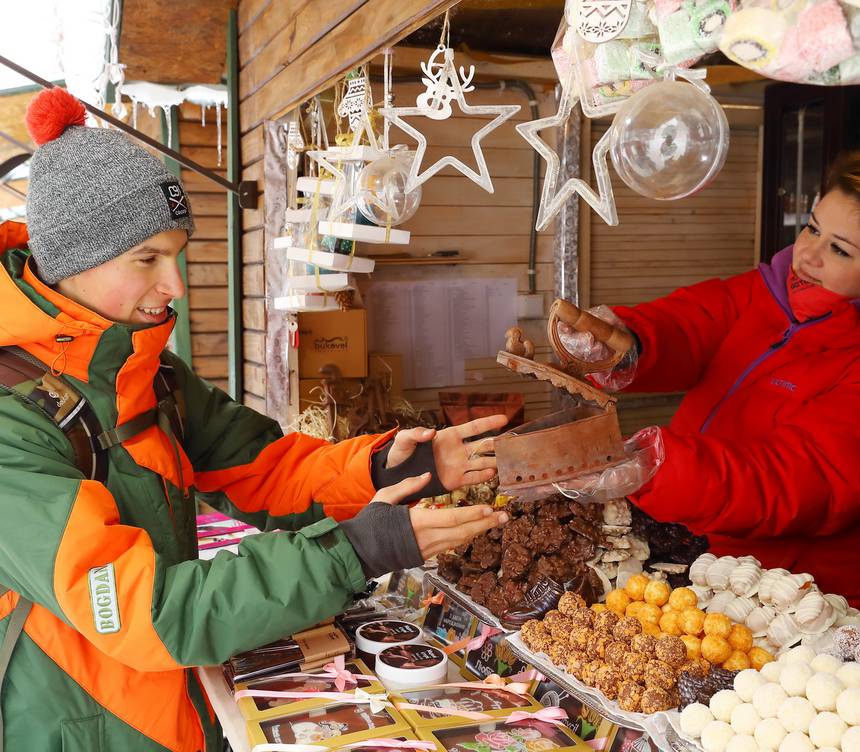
[609,80,730,200]
[356,153,422,227]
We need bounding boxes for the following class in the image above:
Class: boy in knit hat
[0,87,508,751]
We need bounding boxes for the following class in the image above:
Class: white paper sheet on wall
[365,278,518,389]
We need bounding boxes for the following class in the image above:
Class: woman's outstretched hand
[384,414,509,491]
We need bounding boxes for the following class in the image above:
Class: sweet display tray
[506,632,703,752]
[424,570,512,634]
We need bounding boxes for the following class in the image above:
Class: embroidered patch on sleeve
[160,181,190,219]
[88,563,121,634]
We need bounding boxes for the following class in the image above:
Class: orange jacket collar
[0,221,175,383]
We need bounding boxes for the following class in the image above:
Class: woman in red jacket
[559,153,860,605]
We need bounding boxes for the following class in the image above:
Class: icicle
[201,104,206,128]
[132,100,138,130]
[215,102,223,167]
[162,105,173,146]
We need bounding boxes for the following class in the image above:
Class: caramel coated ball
[722,650,751,672]
[727,624,753,652]
[644,580,671,607]
[748,646,776,671]
[656,635,688,668]
[668,587,698,612]
[703,612,732,639]
[606,589,631,615]
[625,574,650,601]
[680,607,707,636]
[558,591,587,615]
[659,611,683,637]
[680,634,702,660]
[701,634,732,664]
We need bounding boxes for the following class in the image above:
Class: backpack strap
[0,588,33,752]
[0,348,107,483]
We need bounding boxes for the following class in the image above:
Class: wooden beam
[240,0,461,131]
[227,8,244,400]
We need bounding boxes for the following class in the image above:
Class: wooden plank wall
[237,0,459,410]
[371,80,557,421]
[584,104,763,435]
[177,103,230,392]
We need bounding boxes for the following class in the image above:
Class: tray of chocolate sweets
[424,570,512,634]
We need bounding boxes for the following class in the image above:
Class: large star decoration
[516,85,618,230]
[381,48,521,194]
[306,110,381,221]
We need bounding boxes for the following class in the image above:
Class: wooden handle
[547,299,634,374]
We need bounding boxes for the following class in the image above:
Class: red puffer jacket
[614,246,860,606]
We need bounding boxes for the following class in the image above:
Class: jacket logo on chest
[87,563,122,634]
[770,377,798,393]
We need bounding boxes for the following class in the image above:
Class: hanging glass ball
[609,80,730,200]
[356,152,422,227]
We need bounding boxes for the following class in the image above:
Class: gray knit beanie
[24,88,195,285]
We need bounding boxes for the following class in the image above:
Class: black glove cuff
[340,503,423,579]
[370,440,448,500]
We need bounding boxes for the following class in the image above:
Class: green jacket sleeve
[165,352,393,523]
[0,392,366,670]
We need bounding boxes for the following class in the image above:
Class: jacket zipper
[699,316,829,433]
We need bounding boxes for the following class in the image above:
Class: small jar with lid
[375,643,448,691]
[355,620,424,669]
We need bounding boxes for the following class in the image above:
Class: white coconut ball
[806,672,845,712]
[814,748,840,752]
[780,662,814,697]
[808,711,847,749]
[754,682,789,719]
[711,689,743,722]
[755,717,787,750]
[762,661,785,682]
[735,668,768,702]
[725,735,757,752]
[837,661,860,688]
[680,702,714,738]
[836,686,860,725]
[777,731,814,752]
[701,720,735,752]
[777,696,816,734]
[783,646,817,665]
[730,702,761,736]
[810,653,843,674]
[842,726,860,752]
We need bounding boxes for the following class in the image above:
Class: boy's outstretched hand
[371,472,509,560]
[384,414,509,491]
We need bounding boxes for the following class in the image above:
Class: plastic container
[374,644,448,692]
[355,620,424,669]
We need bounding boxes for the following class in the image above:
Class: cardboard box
[247,700,410,748]
[299,309,367,379]
[416,713,592,752]
[298,378,363,407]
[393,686,542,730]
[236,658,383,721]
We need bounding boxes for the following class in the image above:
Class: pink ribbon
[252,739,439,752]
[235,688,390,713]
[394,701,492,721]
[429,673,532,698]
[466,625,502,652]
[505,707,569,727]
[242,655,375,694]
[507,668,545,683]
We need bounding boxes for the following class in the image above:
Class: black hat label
[161,181,189,219]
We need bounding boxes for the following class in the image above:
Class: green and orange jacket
[0,221,390,752]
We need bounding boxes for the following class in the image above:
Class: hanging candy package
[554,0,731,118]
[718,0,860,85]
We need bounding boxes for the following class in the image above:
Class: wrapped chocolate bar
[246,700,411,749]
[235,658,383,721]
[224,624,351,687]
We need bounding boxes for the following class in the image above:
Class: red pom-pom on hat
[25,87,87,146]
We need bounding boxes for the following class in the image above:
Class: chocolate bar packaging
[246,700,410,749]
[235,658,383,721]
[416,715,592,752]
[394,686,542,730]
[224,624,351,687]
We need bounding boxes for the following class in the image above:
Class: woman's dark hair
[826,151,860,198]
